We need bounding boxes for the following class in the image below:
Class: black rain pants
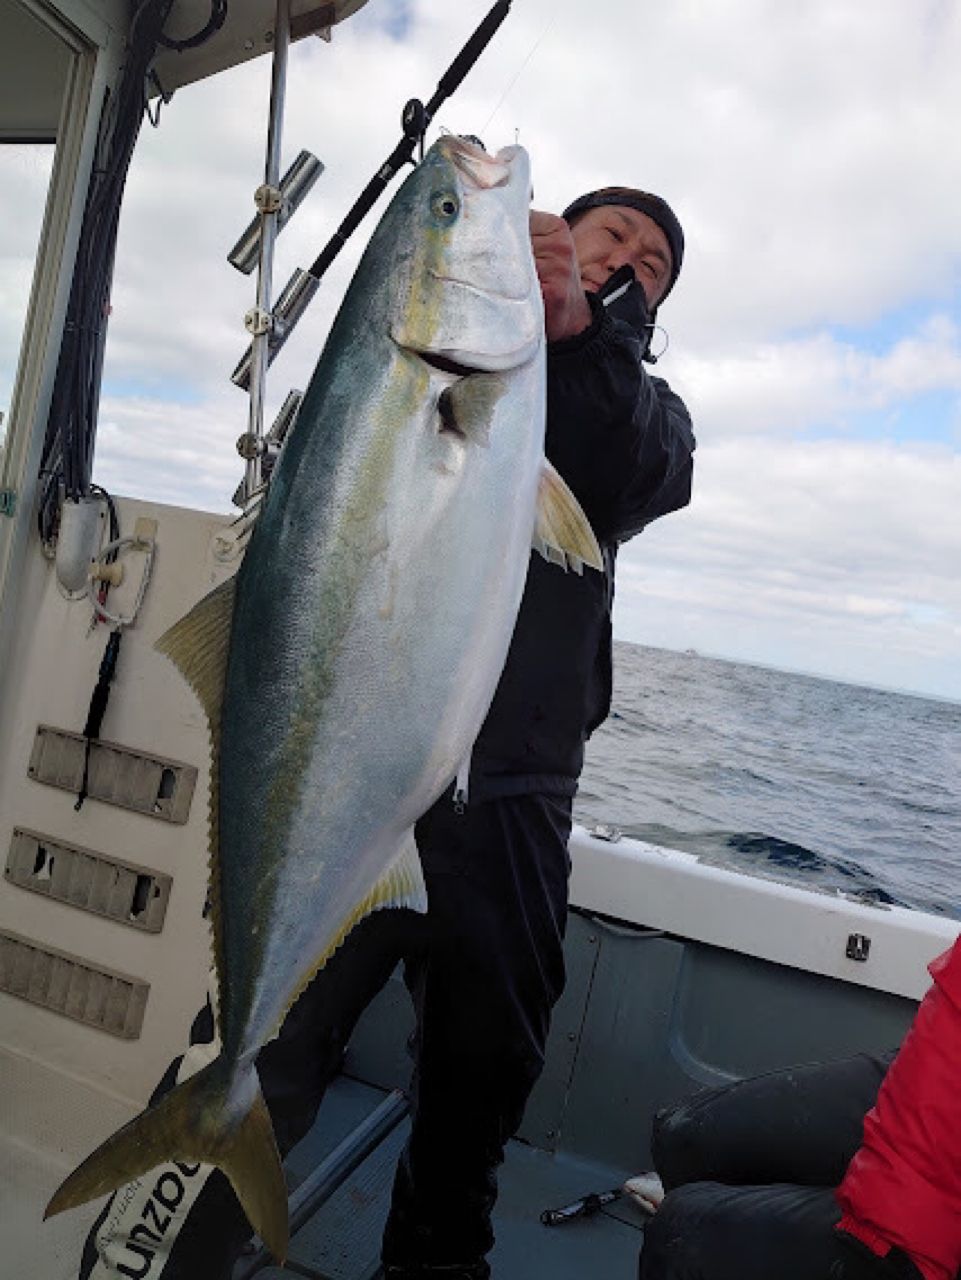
[638,1052,930,1280]
[78,790,573,1280]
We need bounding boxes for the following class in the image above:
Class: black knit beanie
[562,187,685,304]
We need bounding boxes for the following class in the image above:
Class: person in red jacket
[637,938,961,1280]
[837,941,961,1280]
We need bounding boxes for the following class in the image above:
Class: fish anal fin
[45,1057,289,1264]
[277,832,428,1036]
[534,461,604,573]
[324,832,428,959]
[365,831,429,917]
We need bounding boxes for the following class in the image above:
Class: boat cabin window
[0,142,55,462]
[0,0,73,469]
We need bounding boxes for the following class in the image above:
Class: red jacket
[836,938,961,1280]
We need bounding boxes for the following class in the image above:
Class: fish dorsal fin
[155,576,237,733]
[533,460,604,575]
[437,373,506,447]
[155,576,237,1007]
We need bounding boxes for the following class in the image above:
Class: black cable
[89,483,119,541]
[75,628,123,810]
[157,0,228,51]
[37,0,176,545]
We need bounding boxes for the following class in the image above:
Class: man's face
[569,205,673,309]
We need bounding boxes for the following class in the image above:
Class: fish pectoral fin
[45,1056,289,1264]
[437,374,506,446]
[155,575,236,733]
[533,461,604,574]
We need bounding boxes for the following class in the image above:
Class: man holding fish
[64,139,694,1280]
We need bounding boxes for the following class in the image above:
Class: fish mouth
[438,134,512,189]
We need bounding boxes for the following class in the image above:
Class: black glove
[594,265,656,360]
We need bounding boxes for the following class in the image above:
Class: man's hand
[530,210,593,342]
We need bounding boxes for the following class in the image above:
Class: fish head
[389,135,542,375]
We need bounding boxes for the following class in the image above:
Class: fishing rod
[310,0,514,281]
[230,0,515,393]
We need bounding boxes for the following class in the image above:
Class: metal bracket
[244,305,273,336]
[254,182,283,213]
[846,933,871,962]
[236,431,266,461]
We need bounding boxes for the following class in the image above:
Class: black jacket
[470,295,695,800]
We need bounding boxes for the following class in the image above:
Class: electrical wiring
[36,0,226,546]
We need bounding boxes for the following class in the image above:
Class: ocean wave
[579,642,961,919]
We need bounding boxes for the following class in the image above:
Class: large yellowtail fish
[45,135,601,1261]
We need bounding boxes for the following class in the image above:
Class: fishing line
[479,0,563,138]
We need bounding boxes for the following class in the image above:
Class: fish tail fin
[44,1057,288,1262]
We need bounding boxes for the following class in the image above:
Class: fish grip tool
[540,1188,624,1226]
[231,0,515,398]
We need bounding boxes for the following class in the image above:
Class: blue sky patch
[824,295,961,356]
[351,0,414,41]
[103,377,202,407]
[801,389,960,446]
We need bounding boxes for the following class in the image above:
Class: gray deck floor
[238,1076,648,1280]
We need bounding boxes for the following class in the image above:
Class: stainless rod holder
[267,388,303,448]
[243,0,292,499]
[231,267,320,392]
[228,150,325,275]
[232,389,303,506]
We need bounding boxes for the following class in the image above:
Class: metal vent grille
[5,828,172,932]
[0,929,149,1038]
[28,725,197,823]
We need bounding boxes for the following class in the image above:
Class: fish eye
[431,191,460,221]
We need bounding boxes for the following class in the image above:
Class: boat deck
[233,1075,648,1280]
[227,897,921,1280]
[3,858,932,1278]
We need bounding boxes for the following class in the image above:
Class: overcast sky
[4,0,960,700]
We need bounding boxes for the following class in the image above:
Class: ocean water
[576,643,961,920]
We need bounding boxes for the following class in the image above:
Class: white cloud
[614,438,961,698]
[2,0,959,697]
[671,315,961,438]
[95,393,245,513]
